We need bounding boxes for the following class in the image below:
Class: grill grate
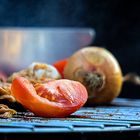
[1,98,140,133]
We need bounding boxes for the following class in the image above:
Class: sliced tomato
[11,77,88,117]
[53,59,68,78]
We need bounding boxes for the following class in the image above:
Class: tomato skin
[53,59,68,78]
[11,77,88,117]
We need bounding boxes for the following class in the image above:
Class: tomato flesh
[11,77,88,117]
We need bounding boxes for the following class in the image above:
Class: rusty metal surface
[0,98,140,133]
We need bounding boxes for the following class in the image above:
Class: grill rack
[1,98,140,133]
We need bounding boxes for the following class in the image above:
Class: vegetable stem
[75,69,105,98]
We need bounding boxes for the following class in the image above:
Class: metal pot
[0,28,95,75]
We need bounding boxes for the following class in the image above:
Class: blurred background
[0,0,139,99]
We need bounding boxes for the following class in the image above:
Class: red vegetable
[53,59,68,78]
[64,47,123,104]
[11,77,88,117]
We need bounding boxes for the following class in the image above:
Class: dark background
[0,0,140,99]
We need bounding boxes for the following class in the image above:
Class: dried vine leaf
[0,104,16,118]
[0,82,16,102]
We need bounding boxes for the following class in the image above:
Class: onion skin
[64,47,123,104]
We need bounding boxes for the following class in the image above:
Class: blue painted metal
[1,98,140,133]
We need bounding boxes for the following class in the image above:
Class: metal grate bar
[1,98,140,133]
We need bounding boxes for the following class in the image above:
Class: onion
[64,47,123,104]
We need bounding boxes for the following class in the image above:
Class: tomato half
[53,59,68,78]
[11,77,88,117]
